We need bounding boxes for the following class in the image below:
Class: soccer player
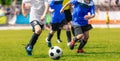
[45,0,71,48]
[22,0,49,56]
[56,0,72,46]
[60,0,95,53]
[106,10,110,28]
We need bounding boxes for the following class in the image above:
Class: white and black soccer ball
[48,46,63,60]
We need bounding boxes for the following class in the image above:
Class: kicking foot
[69,40,75,50]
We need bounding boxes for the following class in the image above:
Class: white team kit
[22,0,48,24]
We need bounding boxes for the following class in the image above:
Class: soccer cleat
[48,41,52,48]
[69,40,75,50]
[77,49,85,53]
[25,45,32,56]
[56,39,62,43]
[46,38,52,48]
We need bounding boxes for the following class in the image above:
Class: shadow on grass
[85,46,106,49]
[33,54,48,58]
[86,51,120,55]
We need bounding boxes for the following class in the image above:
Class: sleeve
[90,5,95,15]
[70,0,77,5]
[22,0,31,3]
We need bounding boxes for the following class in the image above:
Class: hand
[84,15,92,19]
[40,15,45,21]
[49,8,54,12]
[60,8,64,14]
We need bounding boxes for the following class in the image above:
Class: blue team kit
[71,0,95,26]
[48,0,65,23]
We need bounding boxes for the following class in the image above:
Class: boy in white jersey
[22,0,49,56]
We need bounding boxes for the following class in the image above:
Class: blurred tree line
[0,0,13,5]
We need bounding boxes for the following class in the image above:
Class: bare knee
[34,25,42,34]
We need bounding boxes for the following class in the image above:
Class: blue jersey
[70,0,95,26]
[48,0,65,23]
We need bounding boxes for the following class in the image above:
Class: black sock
[47,33,53,41]
[78,40,87,50]
[74,37,78,42]
[29,33,39,48]
[57,29,61,40]
[71,27,75,36]
[66,31,71,42]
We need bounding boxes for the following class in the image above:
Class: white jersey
[22,0,48,24]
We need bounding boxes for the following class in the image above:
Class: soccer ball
[48,46,63,60]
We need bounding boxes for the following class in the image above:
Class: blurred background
[0,0,120,29]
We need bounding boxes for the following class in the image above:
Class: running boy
[46,0,71,47]
[22,0,49,56]
[56,0,72,46]
[60,0,95,53]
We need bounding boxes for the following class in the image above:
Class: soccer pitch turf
[0,28,120,61]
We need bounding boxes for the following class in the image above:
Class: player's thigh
[51,23,59,31]
[59,19,70,30]
[82,24,93,33]
[83,31,89,40]
[72,25,83,36]
[30,20,43,32]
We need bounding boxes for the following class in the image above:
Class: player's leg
[77,32,88,53]
[46,23,58,47]
[64,9,72,46]
[71,26,75,36]
[61,20,72,46]
[69,25,84,50]
[56,29,62,43]
[66,26,71,46]
[77,24,93,53]
[25,20,43,56]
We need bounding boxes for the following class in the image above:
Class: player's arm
[40,2,49,21]
[60,1,71,13]
[49,8,54,13]
[22,0,30,17]
[22,2,27,17]
[84,5,95,19]
[84,13,95,19]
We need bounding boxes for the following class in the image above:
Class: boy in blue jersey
[56,0,72,45]
[45,0,71,47]
[60,0,95,53]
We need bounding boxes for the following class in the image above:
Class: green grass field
[0,28,120,61]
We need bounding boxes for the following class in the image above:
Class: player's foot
[69,39,75,50]
[56,39,62,43]
[25,45,32,56]
[77,49,85,53]
[46,38,52,48]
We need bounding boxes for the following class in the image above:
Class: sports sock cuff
[74,37,78,42]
